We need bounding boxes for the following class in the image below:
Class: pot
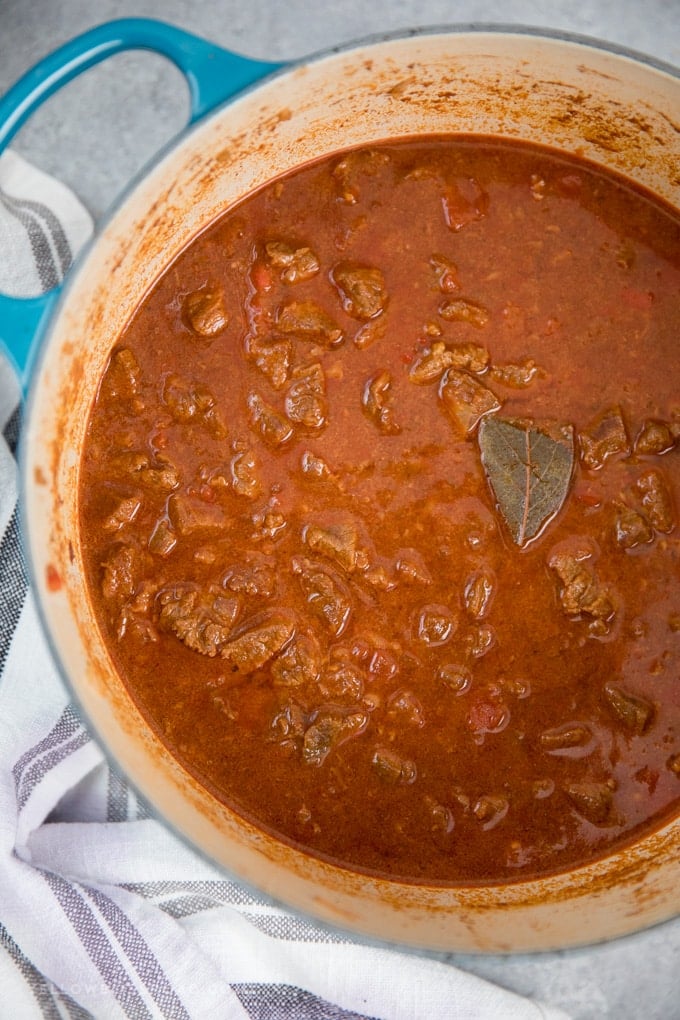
[1,18,678,953]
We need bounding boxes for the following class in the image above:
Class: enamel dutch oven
[1,19,679,953]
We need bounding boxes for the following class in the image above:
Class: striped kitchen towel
[0,148,571,1020]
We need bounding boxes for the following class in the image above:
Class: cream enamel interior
[23,30,680,952]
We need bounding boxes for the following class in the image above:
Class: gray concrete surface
[1,2,680,1018]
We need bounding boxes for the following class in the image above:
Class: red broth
[79,137,680,883]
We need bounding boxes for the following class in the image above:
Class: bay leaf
[478,417,575,547]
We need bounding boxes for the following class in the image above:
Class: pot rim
[323,21,680,78]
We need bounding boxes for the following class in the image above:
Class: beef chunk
[162,375,227,438]
[353,315,387,350]
[300,450,334,482]
[271,630,322,688]
[271,701,307,747]
[636,468,675,533]
[223,554,276,597]
[250,499,287,542]
[284,363,328,429]
[247,392,294,447]
[230,443,262,499]
[276,300,343,346]
[109,451,179,490]
[448,342,490,373]
[109,451,150,475]
[158,584,241,656]
[430,253,461,292]
[302,708,368,766]
[614,505,654,549]
[182,288,228,337]
[371,747,417,784]
[292,556,352,636]
[614,468,674,547]
[471,794,509,830]
[489,358,543,388]
[386,689,425,728]
[361,561,397,592]
[101,348,141,402]
[467,624,496,659]
[395,549,432,586]
[116,579,158,643]
[101,543,141,602]
[163,374,197,422]
[549,545,614,621]
[248,336,293,390]
[603,681,655,734]
[439,368,501,436]
[331,148,391,204]
[416,604,457,646]
[101,493,142,533]
[304,520,359,572]
[168,493,228,535]
[438,298,489,328]
[319,663,365,703]
[137,463,181,492]
[265,241,320,283]
[463,568,496,620]
[409,342,457,384]
[579,406,630,470]
[438,663,472,694]
[409,341,490,384]
[442,178,489,231]
[448,342,491,375]
[564,782,615,826]
[220,614,295,672]
[635,419,675,456]
[148,518,177,558]
[332,263,387,320]
[539,723,593,754]
[362,370,402,435]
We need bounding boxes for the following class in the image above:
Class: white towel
[0,147,571,1020]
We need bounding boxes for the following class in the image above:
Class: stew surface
[79,137,680,884]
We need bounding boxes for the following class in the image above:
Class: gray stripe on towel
[3,404,21,455]
[12,704,82,791]
[42,872,153,1020]
[122,879,271,908]
[0,191,60,291]
[3,192,73,276]
[17,729,90,809]
[83,885,190,1020]
[107,767,131,822]
[0,508,28,672]
[0,920,63,1019]
[233,983,379,1020]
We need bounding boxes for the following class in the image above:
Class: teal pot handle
[0,17,283,391]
